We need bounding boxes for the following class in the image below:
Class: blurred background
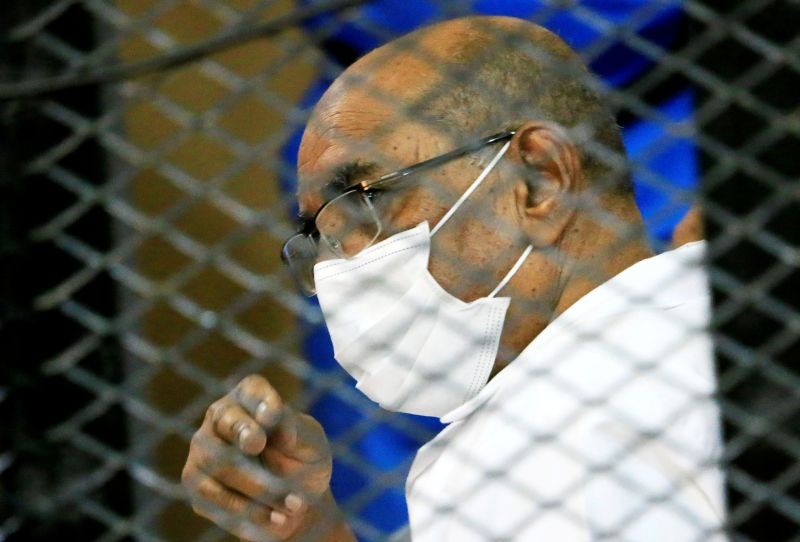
[1,1,798,540]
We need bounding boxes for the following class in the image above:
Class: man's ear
[510,121,583,247]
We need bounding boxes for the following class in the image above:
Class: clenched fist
[182,375,352,541]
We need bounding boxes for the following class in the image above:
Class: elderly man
[182,16,726,541]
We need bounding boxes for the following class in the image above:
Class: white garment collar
[440,241,708,424]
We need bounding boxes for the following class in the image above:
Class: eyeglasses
[281,130,516,296]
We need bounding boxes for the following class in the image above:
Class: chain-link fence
[1,1,799,541]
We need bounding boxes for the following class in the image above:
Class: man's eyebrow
[323,160,379,198]
[296,160,379,230]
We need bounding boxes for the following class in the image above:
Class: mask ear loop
[487,137,572,297]
[426,139,529,298]
[488,244,533,298]
[429,141,512,237]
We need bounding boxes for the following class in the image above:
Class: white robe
[405,241,727,541]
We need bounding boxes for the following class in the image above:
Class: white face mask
[313,141,532,418]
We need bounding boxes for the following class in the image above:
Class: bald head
[307,16,630,196]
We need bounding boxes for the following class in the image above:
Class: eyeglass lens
[317,191,382,258]
[284,191,382,295]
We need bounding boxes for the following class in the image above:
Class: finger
[262,444,332,499]
[192,431,289,504]
[207,399,267,455]
[189,433,308,515]
[234,377,327,463]
[294,412,330,463]
[235,375,284,429]
[189,438,307,523]
[272,408,329,464]
[186,470,298,541]
[283,492,308,516]
[269,405,297,452]
[261,410,332,497]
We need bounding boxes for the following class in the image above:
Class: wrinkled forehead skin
[295,16,586,218]
[295,19,482,214]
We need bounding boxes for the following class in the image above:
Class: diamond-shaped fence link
[1,1,798,541]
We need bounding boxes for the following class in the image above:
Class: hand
[182,375,334,541]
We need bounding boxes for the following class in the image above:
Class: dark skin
[672,204,705,248]
[183,16,654,541]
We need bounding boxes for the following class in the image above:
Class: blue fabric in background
[281,2,696,539]
[627,88,698,245]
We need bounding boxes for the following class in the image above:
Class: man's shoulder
[607,241,709,310]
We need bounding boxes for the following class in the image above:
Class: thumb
[268,406,329,464]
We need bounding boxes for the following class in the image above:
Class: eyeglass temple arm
[352,131,516,192]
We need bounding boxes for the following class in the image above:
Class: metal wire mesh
[1,1,799,541]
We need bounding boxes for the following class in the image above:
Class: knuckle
[211,463,236,485]
[195,476,217,501]
[203,452,233,478]
[190,429,210,454]
[191,438,226,472]
[238,374,266,394]
[181,464,195,487]
[217,408,239,430]
[206,398,229,424]
[241,375,282,408]
[218,489,240,512]
[298,413,325,436]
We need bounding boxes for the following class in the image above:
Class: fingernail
[237,425,253,445]
[256,401,269,422]
[270,510,287,526]
[285,493,303,513]
[256,401,278,427]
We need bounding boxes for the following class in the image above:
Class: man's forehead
[295,106,390,217]
[295,40,452,211]
[297,97,425,187]
[298,47,443,159]
[297,108,384,185]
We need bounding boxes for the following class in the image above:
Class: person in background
[672,204,705,248]
[182,16,726,541]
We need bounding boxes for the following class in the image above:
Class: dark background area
[1,2,132,540]
[694,1,800,538]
